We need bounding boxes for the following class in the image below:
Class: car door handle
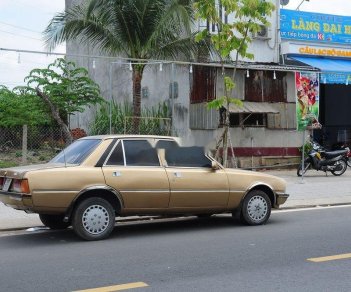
[112,171,122,177]
[173,172,182,178]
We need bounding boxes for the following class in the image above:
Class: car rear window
[50,139,101,165]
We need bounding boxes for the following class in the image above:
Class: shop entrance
[316,84,351,149]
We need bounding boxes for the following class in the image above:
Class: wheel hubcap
[247,195,268,222]
[82,204,110,235]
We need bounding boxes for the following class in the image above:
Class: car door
[102,139,170,209]
[164,146,229,208]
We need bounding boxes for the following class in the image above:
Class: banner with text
[296,72,320,131]
[281,9,351,44]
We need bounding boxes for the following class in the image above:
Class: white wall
[229,0,280,63]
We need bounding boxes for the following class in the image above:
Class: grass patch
[0,161,18,168]
[0,149,56,169]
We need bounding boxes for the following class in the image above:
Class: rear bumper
[276,192,289,206]
[0,191,33,211]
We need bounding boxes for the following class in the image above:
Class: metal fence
[0,118,172,168]
[0,126,66,167]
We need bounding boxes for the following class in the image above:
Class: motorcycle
[332,142,351,168]
[297,139,349,176]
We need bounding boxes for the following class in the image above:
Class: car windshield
[50,139,101,165]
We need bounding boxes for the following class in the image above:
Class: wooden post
[22,124,28,165]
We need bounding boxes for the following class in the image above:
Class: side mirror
[211,160,220,171]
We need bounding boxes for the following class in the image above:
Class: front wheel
[240,190,271,225]
[331,159,347,176]
[72,197,115,241]
[39,214,70,230]
[297,160,311,177]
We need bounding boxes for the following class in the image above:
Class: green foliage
[0,86,51,127]
[45,0,195,60]
[90,101,170,135]
[224,77,235,91]
[207,96,243,110]
[25,58,103,117]
[0,161,17,168]
[299,141,313,157]
[195,0,274,60]
[194,0,275,110]
[90,101,132,135]
[0,58,103,131]
[207,97,226,110]
[44,0,199,119]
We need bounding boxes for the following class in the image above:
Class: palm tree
[44,0,196,122]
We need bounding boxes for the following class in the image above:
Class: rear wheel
[39,214,70,230]
[297,160,311,176]
[331,159,347,176]
[72,197,115,241]
[346,158,351,168]
[240,190,271,225]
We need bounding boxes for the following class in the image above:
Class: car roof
[80,134,177,141]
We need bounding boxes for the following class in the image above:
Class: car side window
[124,140,160,166]
[155,139,179,150]
[106,141,124,166]
[165,146,212,168]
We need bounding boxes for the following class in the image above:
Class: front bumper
[276,192,289,206]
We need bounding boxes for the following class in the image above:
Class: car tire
[297,159,311,176]
[72,197,115,241]
[39,214,70,230]
[240,190,271,225]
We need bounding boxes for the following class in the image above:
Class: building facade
[65,0,335,167]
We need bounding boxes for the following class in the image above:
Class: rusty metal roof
[228,102,280,113]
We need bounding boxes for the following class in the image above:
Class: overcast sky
[283,0,351,14]
[0,0,351,89]
[0,0,65,88]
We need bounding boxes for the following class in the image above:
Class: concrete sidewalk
[1,168,351,231]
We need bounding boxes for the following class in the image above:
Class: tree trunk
[36,88,73,145]
[132,65,144,133]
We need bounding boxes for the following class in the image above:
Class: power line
[0,47,318,72]
[0,21,41,34]
[0,29,41,41]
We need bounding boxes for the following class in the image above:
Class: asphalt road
[1,206,351,292]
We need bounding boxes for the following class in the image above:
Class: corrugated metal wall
[189,103,219,129]
[267,103,296,129]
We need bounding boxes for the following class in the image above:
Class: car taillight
[0,177,3,189]
[10,179,30,194]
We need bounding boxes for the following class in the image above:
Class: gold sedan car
[0,135,288,240]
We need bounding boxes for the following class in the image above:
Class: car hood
[0,163,67,179]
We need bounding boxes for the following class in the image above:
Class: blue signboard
[280,9,351,44]
[321,73,351,84]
